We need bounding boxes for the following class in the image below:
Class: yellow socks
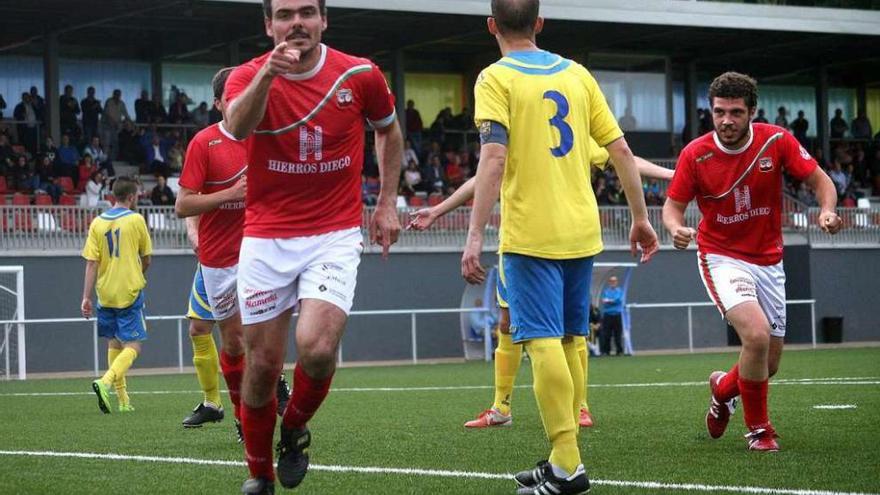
[562,337,586,428]
[525,338,580,474]
[101,347,138,388]
[107,348,129,405]
[492,333,523,416]
[575,336,589,412]
[191,334,221,406]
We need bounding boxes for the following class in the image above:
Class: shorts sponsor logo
[318,285,327,292]
[219,201,245,210]
[244,288,277,311]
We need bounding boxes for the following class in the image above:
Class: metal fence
[1,203,877,254]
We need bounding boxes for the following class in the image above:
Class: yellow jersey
[82,207,153,308]
[474,50,622,259]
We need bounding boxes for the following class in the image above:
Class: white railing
[0,306,493,380]
[626,299,817,352]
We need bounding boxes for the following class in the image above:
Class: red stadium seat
[408,196,426,207]
[12,193,30,206]
[59,194,77,206]
[427,193,444,206]
[34,194,53,206]
[13,211,34,231]
[10,144,26,155]
[0,176,8,195]
[58,177,75,194]
[59,210,80,232]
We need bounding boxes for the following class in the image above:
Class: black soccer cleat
[182,402,224,428]
[234,419,244,444]
[515,462,590,495]
[241,477,274,495]
[276,373,291,417]
[276,426,311,489]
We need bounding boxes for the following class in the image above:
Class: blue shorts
[186,265,214,321]
[97,292,148,342]
[501,253,594,343]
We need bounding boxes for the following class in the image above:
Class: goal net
[0,266,25,380]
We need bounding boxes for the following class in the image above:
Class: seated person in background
[35,154,62,204]
[85,170,106,207]
[150,175,176,206]
[401,160,423,195]
[84,136,115,177]
[56,134,81,188]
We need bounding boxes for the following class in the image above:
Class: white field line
[0,450,876,495]
[0,376,878,397]
[813,405,858,410]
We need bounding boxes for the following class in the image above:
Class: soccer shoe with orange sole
[579,408,594,428]
[464,408,512,428]
[706,371,737,439]
[746,428,780,451]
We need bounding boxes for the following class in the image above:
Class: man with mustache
[663,72,842,452]
[223,1,402,493]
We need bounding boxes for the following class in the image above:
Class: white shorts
[697,252,787,337]
[202,264,239,321]
[237,228,363,325]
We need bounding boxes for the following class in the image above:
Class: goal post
[0,266,25,380]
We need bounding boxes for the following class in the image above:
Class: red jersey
[179,123,247,268]
[225,44,396,238]
[667,124,816,265]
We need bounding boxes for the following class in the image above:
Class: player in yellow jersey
[461,1,659,493]
[81,177,153,414]
[410,144,672,430]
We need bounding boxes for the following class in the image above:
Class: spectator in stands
[422,154,447,194]
[167,140,184,174]
[191,102,210,129]
[430,107,453,139]
[117,120,141,164]
[644,179,663,206]
[606,179,626,205]
[362,141,379,178]
[403,138,419,169]
[828,154,850,199]
[135,90,152,124]
[445,153,466,188]
[853,146,868,187]
[0,134,13,174]
[791,110,809,146]
[59,84,81,138]
[794,181,818,207]
[151,94,168,124]
[851,110,873,140]
[84,170,105,207]
[450,107,474,131]
[208,100,222,125]
[830,108,849,139]
[13,92,38,153]
[81,86,102,144]
[80,153,98,182]
[57,134,81,187]
[813,146,827,168]
[28,86,45,122]
[168,93,190,124]
[35,154,61,204]
[753,108,768,124]
[84,136,114,176]
[150,174,175,205]
[102,89,130,160]
[599,276,625,356]
[871,147,880,195]
[143,134,171,177]
[401,160,424,196]
[9,155,35,191]
[425,140,443,167]
[774,106,788,129]
[0,92,6,119]
[42,136,57,164]
[618,106,637,131]
[698,108,713,135]
[594,175,609,205]
[405,99,423,149]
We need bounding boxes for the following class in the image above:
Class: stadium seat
[12,193,31,206]
[58,177,75,194]
[13,211,34,232]
[408,196,426,207]
[428,193,444,206]
[59,194,77,206]
[59,210,80,232]
[0,176,8,195]
[34,194,52,206]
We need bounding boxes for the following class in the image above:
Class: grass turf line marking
[0,450,876,495]
[1,376,877,397]
[813,404,857,410]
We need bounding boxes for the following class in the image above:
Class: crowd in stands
[0,84,216,205]
[3,87,878,211]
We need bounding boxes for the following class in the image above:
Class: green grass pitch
[0,347,878,494]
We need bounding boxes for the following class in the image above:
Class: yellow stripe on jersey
[82,207,153,308]
[474,50,622,259]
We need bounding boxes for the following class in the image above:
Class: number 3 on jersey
[543,90,574,158]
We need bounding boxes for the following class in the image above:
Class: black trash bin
[822,317,843,343]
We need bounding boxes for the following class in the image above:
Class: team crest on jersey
[208,138,222,147]
[799,145,811,160]
[336,88,353,107]
[759,157,774,172]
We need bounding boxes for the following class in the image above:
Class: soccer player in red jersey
[176,68,290,442]
[663,72,842,452]
[223,1,402,492]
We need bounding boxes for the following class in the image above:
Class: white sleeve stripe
[369,109,397,129]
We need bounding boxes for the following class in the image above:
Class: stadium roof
[1,0,879,85]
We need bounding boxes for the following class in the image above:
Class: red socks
[715,364,740,402]
[738,376,771,431]
[281,365,333,430]
[220,350,245,420]
[242,398,278,481]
